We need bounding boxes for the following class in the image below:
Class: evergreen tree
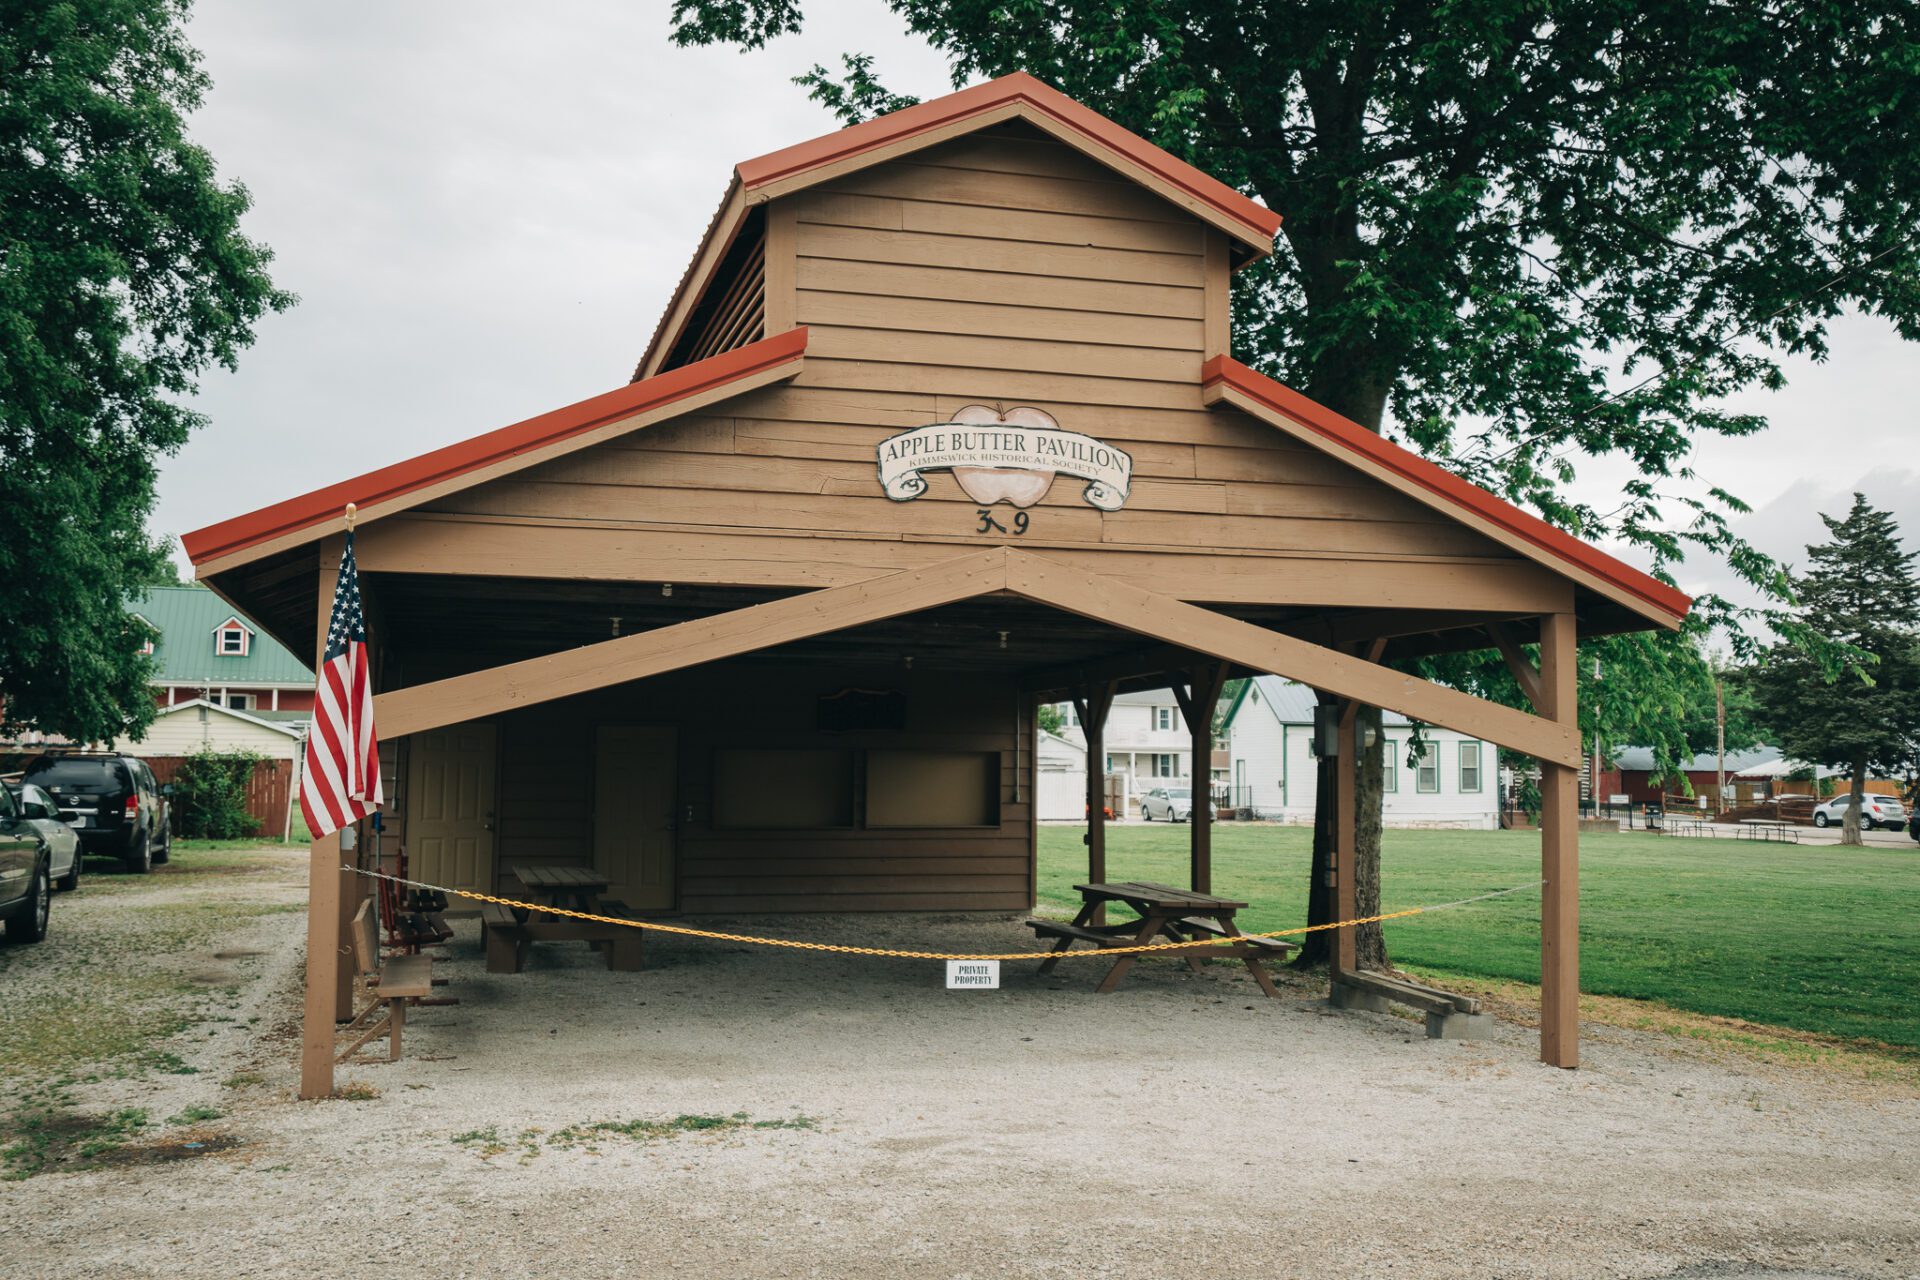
[1753,495,1920,845]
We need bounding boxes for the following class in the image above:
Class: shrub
[171,747,262,839]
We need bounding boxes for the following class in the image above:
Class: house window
[1416,742,1440,793]
[1459,742,1483,792]
[1155,707,1173,731]
[215,619,251,657]
[1150,753,1179,777]
[221,693,254,712]
[1381,739,1398,793]
[1063,703,1077,727]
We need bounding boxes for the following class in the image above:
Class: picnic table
[1026,881,1296,998]
[484,864,642,973]
[512,864,611,917]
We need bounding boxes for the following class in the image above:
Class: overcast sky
[165,3,1920,616]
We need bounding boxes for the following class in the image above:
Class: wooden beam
[1025,643,1203,698]
[1002,552,1581,767]
[353,514,1579,615]
[1538,611,1581,1069]
[763,200,797,334]
[374,549,1014,738]
[1488,620,1545,711]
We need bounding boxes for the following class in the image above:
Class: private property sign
[876,405,1133,511]
[945,960,1001,989]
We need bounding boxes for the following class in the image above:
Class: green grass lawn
[1038,824,1919,1050]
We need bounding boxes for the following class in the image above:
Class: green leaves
[0,0,290,741]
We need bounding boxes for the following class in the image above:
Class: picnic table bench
[484,865,643,974]
[1742,818,1800,844]
[1028,880,1295,997]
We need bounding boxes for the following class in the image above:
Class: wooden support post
[1174,662,1229,894]
[1333,699,1359,977]
[300,828,343,1099]
[1538,611,1580,1069]
[1078,682,1117,925]
[300,538,350,1099]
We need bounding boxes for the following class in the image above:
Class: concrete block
[1329,981,1392,1013]
[1425,1010,1497,1040]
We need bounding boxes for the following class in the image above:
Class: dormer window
[214,617,253,658]
[132,613,156,656]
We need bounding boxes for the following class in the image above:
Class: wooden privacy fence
[145,756,295,836]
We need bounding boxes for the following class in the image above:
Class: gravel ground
[5,879,1917,1280]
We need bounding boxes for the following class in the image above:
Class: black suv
[20,753,173,874]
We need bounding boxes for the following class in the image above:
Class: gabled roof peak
[735,72,1278,250]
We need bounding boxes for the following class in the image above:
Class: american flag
[300,533,382,838]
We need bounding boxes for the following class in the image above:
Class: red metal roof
[736,72,1280,246]
[181,328,808,568]
[1201,356,1693,624]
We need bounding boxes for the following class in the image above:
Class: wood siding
[472,661,1033,914]
[403,128,1521,609]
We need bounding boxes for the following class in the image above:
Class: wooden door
[405,724,497,894]
[593,725,677,911]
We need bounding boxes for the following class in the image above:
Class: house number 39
[975,508,1031,536]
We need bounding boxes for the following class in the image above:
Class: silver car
[1141,786,1208,822]
[6,782,82,891]
[1812,792,1907,831]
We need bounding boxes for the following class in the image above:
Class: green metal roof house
[130,586,315,714]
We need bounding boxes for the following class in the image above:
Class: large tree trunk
[1290,363,1395,971]
[1294,700,1339,967]
[1843,751,1868,847]
[1294,705,1389,969]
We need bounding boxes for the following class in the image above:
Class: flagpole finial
[344,502,357,532]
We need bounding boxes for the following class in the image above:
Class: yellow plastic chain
[353,866,1542,962]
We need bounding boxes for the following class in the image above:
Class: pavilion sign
[876,404,1133,511]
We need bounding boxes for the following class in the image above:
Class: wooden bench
[1172,915,1301,958]
[483,899,643,973]
[1331,968,1493,1040]
[1027,919,1133,948]
[481,902,528,974]
[339,899,436,1063]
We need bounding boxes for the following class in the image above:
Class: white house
[1035,729,1088,821]
[1220,676,1498,829]
[1051,690,1199,816]
[112,698,306,762]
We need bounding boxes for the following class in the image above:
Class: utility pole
[1591,656,1603,818]
[1715,674,1727,817]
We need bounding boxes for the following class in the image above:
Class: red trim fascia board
[737,72,1280,249]
[1201,356,1692,624]
[183,328,809,568]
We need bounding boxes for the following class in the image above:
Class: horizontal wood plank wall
[487,660,1033,914]
[409,127,1523,606]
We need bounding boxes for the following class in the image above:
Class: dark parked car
[20,753,172,874]
[0,781,52,943]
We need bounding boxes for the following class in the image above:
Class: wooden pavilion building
[180,74,1690,1097]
